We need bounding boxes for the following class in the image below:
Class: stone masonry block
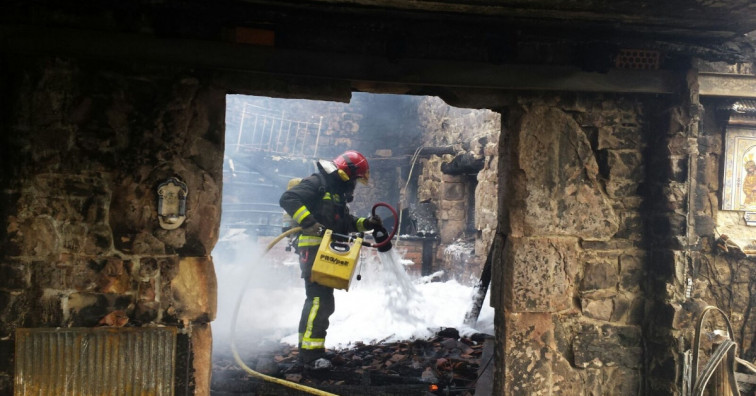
[11,217,59,258]
[31,260,69,290]
[503,312,555,395]
[505,237,579,312]
[605,150,643,198]
[598,125,641,150]
[581,298,614,321]
[67,292,134,327]
[439,200,466,221]
[136,257,160,280]
[697,135,722,155]
[619,253,645,292]
[667,135,690,156]
[61,223,88,253]
[701,154,720,192]
[573,323,642,368]
[442,182,465,201]
[615,211,643,241]
[0,261,30,291]
[83,223,113,256]
[192,324,213,396]
[0,292,27,337]
[514,106,618,240]
[168,256,217,323]
[604,367,641,395]
[439,220,466,244]
[580,260,618,292]
[93,257,132,294]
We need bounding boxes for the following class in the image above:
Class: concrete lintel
[1,24,679,94]
[700,72,756,98]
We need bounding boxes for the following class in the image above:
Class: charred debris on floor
[212,328,492,395]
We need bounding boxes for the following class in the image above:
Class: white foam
[215,231,494,351]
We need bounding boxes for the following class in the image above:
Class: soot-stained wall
[0,59,736,396]
[0,57,688,396]
[1,15,754,396]
[0,57,225,395]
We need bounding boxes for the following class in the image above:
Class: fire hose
[368,202,398,249]
[229,202,397,396]
[228,226,341,396]
[328,202,398,250]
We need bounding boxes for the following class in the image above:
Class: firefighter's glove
[364,215,383,231]
[301,222,325,236]
[373,226,392,252]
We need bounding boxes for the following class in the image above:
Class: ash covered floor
[211,328,491,396]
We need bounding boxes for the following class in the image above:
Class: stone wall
[689,60,756,365]
[415,97,501,282]
[0,60,499,393]
[1,52,748,396]
[632,68,756,394]
[491,93,671,395]
[0,57,224,395]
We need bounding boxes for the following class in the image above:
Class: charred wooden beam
[1,25,680,94]
[441,152,484,175]
[464,246,494,326]
[700,73,756,98]
[420,239,434,276]
[417,146,457,157]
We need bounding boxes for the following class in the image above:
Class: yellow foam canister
[310,229,362,290]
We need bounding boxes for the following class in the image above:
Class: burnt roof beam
[700,73,756,98]
[1,25,680,95]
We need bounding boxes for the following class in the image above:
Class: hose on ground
[229,226,339,396]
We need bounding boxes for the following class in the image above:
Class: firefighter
[279,150,384,370]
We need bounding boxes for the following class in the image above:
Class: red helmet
[333,150,370,184]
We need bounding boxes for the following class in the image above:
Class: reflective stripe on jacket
[279,172,367,249]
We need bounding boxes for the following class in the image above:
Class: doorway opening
[211,92,500,392]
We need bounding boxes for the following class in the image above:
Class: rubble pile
[211,328,490,395]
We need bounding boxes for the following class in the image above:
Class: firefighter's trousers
[297,247,335,363]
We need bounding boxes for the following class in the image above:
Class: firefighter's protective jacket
[279,170,370,252]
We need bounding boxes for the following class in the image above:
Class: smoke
[212,229,302,356]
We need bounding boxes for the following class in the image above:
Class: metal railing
[230,102,323,158]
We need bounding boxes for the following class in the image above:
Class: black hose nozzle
[374,227,392,252]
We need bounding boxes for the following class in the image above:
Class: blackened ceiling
[3,0,755,61]
[1,0,755,94]
[239,0,756,37]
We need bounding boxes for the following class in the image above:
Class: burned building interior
[3,0,756,395]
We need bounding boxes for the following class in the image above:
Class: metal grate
[15,327,177,396]
[615,49,660,70]
[230,102,324,158]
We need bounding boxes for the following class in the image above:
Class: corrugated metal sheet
[719,99,756,114]
[733,100,756,114]
[15,327,177,396]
